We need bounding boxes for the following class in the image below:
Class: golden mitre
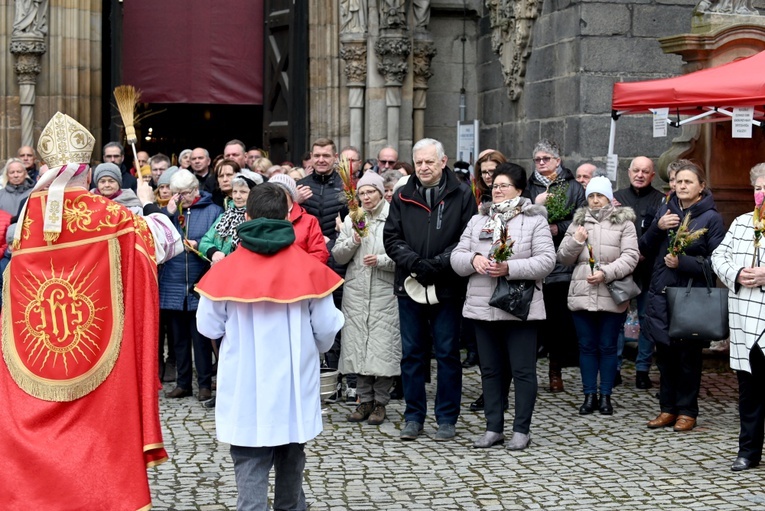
[37,112,96,168]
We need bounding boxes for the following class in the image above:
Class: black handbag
[665,263,729,341]
[607,276,641,304]
[489,278,537,321]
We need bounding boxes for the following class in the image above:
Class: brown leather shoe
[673,415,696,432]
[367,402,386,425]
[198,388,213,401]
[549,371,564,393]
[647,412,677,428]
[347,401,374,422]
[165,387,192,398]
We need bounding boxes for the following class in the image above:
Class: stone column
[375,36,410,148]
[340,39,367,150]
[412,37,436,144]
[10,0,49,147]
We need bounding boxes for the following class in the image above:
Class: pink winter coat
[557,205,639,313]
[451,198,556,322]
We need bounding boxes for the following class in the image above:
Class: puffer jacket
[332,199,400,376]
[639,190,725,346]
[297,169,348,241]
[0,178,34,216]
[384,167,478,301]
[523,166,586,283]
[557,206,640,313]
[159,191,223,311]
[451,198,556,321]
[291,204,329,263]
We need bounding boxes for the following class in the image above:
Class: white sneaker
[345,386,357,403]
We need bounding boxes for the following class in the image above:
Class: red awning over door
[122,0,264,105]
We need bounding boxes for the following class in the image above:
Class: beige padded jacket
[557,206,639,313]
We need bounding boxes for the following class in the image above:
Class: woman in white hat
[557,176,639,416]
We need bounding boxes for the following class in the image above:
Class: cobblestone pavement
[150,358,765,510]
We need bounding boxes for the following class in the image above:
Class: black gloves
[412,259,439,286]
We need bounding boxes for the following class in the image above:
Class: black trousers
[737,345,765,462]
[474,320,538,434]
[540,281,579,367]
[656,341,704,418]
[168,309,213,391]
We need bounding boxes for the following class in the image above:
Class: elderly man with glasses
[377,146,399,171]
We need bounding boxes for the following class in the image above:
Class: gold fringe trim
[2,239,125,402]
[42,231,60,243]
[195,278,344,304]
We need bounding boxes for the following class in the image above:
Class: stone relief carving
[380,0,407,30]
[487,0,542,101]
[13,0,48,37]
[340,42,368,85]
[413,0,431,31]
[340,0,367,34]
[375,37,412,86]
[695,0,759,15]
[412,41,437,89]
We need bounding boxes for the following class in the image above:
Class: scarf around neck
[215,205,247,248]
[483,196,523,243]
[236,217,296,255]
[534,167,563,188]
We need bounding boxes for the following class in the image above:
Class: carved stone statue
[695,0,759,14]
[340,0,367,34]
[380,0,407,30]
[487,0,542,101]
[13,0,48,38]
[413,0,431,31]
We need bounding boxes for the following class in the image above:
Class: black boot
[579,394,597,415]
[462,351,479,368]
[599,394,613,415]
[469,393,485,412]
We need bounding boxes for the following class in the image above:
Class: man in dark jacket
[103,141,138,192]
[524,139,586,393]
[384,137,477,441]
[613,156,665,389]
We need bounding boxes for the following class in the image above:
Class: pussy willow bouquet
[177,203,211,262]
[336,156,368,237]
[668,213,707,256]
[752,192,765,267]
[489,224,515,262]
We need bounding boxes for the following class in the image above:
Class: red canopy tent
[608,50,765,154]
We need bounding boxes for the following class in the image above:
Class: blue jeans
[572,310,626,396]
[616,291,653,372]
[230,443,306,511]
[398,296,462,425]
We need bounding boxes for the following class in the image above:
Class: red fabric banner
[122,0,264,105]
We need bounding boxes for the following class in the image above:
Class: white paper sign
[652,108,669,138]
[733,107,754,138]
[606,154,618,182]
[456,121,479,164]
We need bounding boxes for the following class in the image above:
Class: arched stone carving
[695,0,759,15]
[487,0,542,101]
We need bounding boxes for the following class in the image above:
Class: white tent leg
[608,117,617,155]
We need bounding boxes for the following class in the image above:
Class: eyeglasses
[177,190,196,197]
[480,171,492,177]
[358,190,378,197]
[492,183,514,191]
[379,160,396,166]
[533,156,554,164]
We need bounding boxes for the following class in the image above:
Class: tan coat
[451,198,556,322]
[557,206,639,313]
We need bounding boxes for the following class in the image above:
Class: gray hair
[151,153,171,167]
[532,139,561,159]
[412,138,445,162]
[381,169,402,188]
[340,146,361,159]
[224,139,246,152]
[170,168,199,193]
[1,158,26,186]
[751,163,765,186]
[668,159,693,176]
[179,149,192,161]
[103,141,124,155]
